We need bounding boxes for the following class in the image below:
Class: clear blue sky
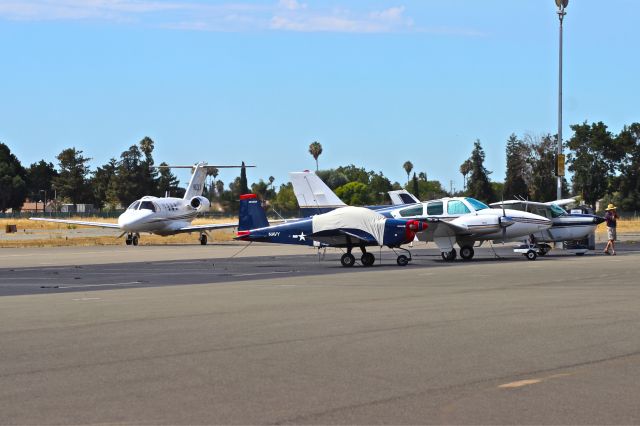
[1,0,637,191]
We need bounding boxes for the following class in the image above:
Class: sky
[1,0,638,191]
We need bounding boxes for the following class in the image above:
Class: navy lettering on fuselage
[269,232,280,237]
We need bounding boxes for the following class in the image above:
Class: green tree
[138,136,158,196]
[567,122,618,208]
[335,182,372,206]
[53,147,92,207]
[114,145,144,205]
[156,161,182,198]
[239,161,249,194]
[308,141,323,171]
[411,173,420,199]
[316,169,348,189]
[368,172,393,204]
[271,182,298,215]
[503,134,529,199]
[614,123,640,211]
[26,160,58,204]
[402,161,413,184]
[526,134,559,202]
[91,158,118,209]
[466,140,495,202]
[0,143,28,212]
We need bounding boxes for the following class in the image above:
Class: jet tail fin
[238,194,269,231]
[154,162,255,200]
[289,171,346,216]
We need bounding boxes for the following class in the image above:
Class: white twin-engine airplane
[290,171,553,261]
[30,162,253,246]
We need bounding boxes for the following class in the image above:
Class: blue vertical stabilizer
[239,194,269,231]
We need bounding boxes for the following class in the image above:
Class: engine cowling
[404,220,428,243]
[189,196,211,211]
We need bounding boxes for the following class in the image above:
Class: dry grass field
[0,217,237,248]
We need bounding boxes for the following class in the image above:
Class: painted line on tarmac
[72,297,102,301]
[499,373,574,389]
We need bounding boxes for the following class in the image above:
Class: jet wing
[29,218,121,229]
[309,228,378,246]
[173,222,238,233]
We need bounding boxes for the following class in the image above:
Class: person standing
[603,204,619,255]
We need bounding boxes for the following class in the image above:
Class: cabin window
[549,204,566,218]
[447,200,470,215]
[127,201,140,210]
[399,205,423,217]
[426,201,443,215]
[465,197,489,211]
[139,201,157,212]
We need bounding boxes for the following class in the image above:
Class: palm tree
[403,161,413,184]
[309,141,323,171]
[459,159,473,191]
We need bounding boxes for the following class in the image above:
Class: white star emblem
[293,232,306,241]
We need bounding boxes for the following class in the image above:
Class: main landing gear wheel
[460,246,474,261]
[441,249,457,261]
[526,250,537,261]
[125,238,132,246]
[361,252,375,267]
[199,233,208,245]
[341,253,356,267]
[396,255,409,266]
[132,234,139,246]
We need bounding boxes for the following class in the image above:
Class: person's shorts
[607,227,617,241]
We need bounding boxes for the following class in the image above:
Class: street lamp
[555,0,568,200]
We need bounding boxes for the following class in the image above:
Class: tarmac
[1,243,640,424]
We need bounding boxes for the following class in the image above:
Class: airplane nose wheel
[341,253,356,267]
[199,233,208,245]
[396,255,409,266]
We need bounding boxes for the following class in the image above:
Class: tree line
[459,121,639,212]
[1,120,638,214]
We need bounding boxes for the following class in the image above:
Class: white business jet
[289,171,552,261]
[30,162,252,246]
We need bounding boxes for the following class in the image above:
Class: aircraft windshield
[139,201,157,212]
[127,201,140,210]
[465,198,490,211]
[549,203,567,218]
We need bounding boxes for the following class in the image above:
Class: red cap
[240,194,257,200]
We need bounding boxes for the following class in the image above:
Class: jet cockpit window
[127,201,140,210]
[139,201,157,212]
[465,197,489,211]
[447,200,471,215]
[549,203,567,218]
[399,205,424,217]
[426,201,443,215]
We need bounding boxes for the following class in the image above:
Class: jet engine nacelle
[189,196,211,211]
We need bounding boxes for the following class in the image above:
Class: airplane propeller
[498,194,514,243]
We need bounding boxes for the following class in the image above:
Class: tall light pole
[555,0,568,200]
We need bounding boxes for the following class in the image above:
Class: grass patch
[0,217,237,248]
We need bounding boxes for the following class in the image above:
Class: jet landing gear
[199,233,208,245]
[125,233,139,246]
